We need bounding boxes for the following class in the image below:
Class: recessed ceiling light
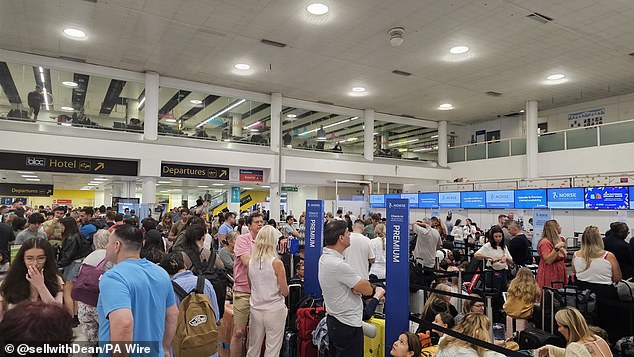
[62,81,78,88]
[430,135,439,138]
[197,185,209,188]
[25,178,41,182]
[307,3,329,15]
[449,46,469,54]
[234,63,251,70]
[93,178,108,181]
[243,187,253,190]
[212,183,224,186]
[88,182,100,186]
[438,103,454,110]
[287,114,297,118]
[165,119,177,123]
[21,175,38,178]
[250,128,259,132]
[262,185,271,188]
[18,171,35,174]
[190,99,202,104]
[519,110,525,113]
[61,106,74,111]
[352,86,366,92]
[158,181,171,184]
[63,28,87,40]
[547,73,565,80]
[61,122,72,126]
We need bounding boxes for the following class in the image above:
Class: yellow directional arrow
[219,169,228,177]
[94,162,105,171]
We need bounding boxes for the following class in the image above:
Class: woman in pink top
[246,225,289,357]
[537,220,567,290]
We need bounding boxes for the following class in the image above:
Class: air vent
[527,12,553,24]
[392,70,412,76]
[317,100,334,105]
[504,112,521,117]
[58,56,86,63]
[261,39,287,48]
[486,91,503,97]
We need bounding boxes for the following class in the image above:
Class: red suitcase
[296,307,325,357]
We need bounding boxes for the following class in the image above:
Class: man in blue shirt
[217,212,235,250]
[98,225,178,356]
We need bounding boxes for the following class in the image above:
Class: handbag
[616,278,634,302]
[71,258,107,307]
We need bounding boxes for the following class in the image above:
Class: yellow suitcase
[364,317,385,357]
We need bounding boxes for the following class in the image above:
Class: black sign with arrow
[0,183,54,197]
[161,162,230,180]
[0,152,138,176]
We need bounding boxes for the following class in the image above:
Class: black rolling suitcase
[281,282,303,357]
[517,287,565,349]
[281,330,298,357]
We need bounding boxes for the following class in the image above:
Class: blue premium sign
[231,187,241,203]
[386,198,409,356]
[305,200,324,297]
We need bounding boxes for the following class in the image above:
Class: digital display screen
[461,191,486,209]
[630,187,634,210]
[585,186,629,210]
[547,188,585,209]
[485,190,515,209]
[400,193,419,208]
[418,193,439,208]
[369,194,385,208]
[385,194,401,200]
[515,189,548,209]
[439,192,461,208]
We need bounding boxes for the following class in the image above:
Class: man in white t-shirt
[343,219,375,279]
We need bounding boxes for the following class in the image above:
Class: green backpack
[172,276,218,357]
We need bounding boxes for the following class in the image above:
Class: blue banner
[532,209,552,251]
[386,198,409,356]
[231,187,241,203]
[305,200,324,297]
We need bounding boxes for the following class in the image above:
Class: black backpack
[185,248,228,318]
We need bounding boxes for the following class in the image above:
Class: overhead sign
[231,187,241,203]
[418,193,439,208]
[0,152,138,176]
[239,169,263,182]
[547,188,584,209]
[486,190,515,209]
[439,192,461,208]
[461,191,486,209]
[161,162,229,180]
[304,200,324,298]
[386,198,409,354]
[0,183,54,197]
[281,186,298,192]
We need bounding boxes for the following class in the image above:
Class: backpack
[185,248,227,318]
[616,279,634,302]
[71,258,107,307]
[172,276,218,357]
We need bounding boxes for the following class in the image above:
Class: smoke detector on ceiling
[388,27,405,47]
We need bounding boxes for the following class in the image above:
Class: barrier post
[486,295,494,341]
[305,200,324,297]
[458,270,463,313]
[386,198,409,357]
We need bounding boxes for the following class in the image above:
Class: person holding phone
[0,238,63,320]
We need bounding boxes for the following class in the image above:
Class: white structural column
[526,100,539,178]
[269,183,280,222]
[141,177,157,204]
[269,93,282,221]
[438,120,448,167]
[143,71,159,141]
[271,93,282,154]
[364,109,375,161]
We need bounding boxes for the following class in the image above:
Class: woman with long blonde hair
[422,283,458,322]
[572,226,621,298]
[536,307,611,357]
[246,225,289,357]
[504,267,541,318]
[437,313,497,357]
[370,223,387,279]
[537,219,567,290]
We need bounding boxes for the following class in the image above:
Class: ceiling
[2,0,634,126]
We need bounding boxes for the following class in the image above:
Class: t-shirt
[369,237,386,279]
[170,221,187,237]
[413,225,442,268]
[218,222,233,238]
[172,270,220,324]
[15,228,46,244]
[363,224,376,239]
[343,232,375,279]
[233,232,255,293]
[318,247,362,327]
[475,243,512,270]
[42,220,63,239]
[97,258,176,356]
[507,234,531,265]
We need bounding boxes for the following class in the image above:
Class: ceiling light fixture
[197,185,209,188]
[158,181,171,184]
[212,183,224,186]
[262,185,271,188]
[450,46,469,54]
[388,27,405,47]
[287,114,297,118]
[244,121,261,129]
[197,99,246,128]
[63,27,87,40]
[21,175,38,178]
[62,81,78,88]
[547,73,565,80]
[438,103,454,110]
[519,110,525,113]
[307,3,329,15]
[137,96,146,109]
[93,178,108,181]
[352,87,366,92]
[243,187,253,190]
[61,122,72,126]
[25,178,41,182]
[234,63,251,70]
[388,138,419,147]
[165,118,177,123]
[18,171,35,174]
[88,182,100,186]
[298,116,358,136]
[190,99,203,104]
[430,134,439,138]
[61,106,74,111]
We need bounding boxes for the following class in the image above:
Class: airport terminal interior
[1,0,634,356]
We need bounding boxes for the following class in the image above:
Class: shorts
[63,260,82,282]
[233,291,251,326]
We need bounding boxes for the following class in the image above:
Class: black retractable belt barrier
[410,315,526,357]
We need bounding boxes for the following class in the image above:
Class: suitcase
[364,317,385,357]
[281,330,298,357]
[296,307,325,357]
[287,283,304,330]
[218,302,234,357]
[516,287,565,350]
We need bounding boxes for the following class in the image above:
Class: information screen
[439,192,461,208]
[369,194,385,208]
[461,191,486,209]
[400,193,419,208]
[418,193,439,208]
[585,186,629,210]
[515,189,548,209]
[631,187,634,210]
[485,190,515,209]
[385,194,401,200]
[547,188,585,209]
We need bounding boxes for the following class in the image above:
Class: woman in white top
[451,219,466,242]
[536,307,611,357]
[437,313,504,357]
[474,226,512,271]
[370,223,387,279]
[572,225,621,298]
[247,225,289,357]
